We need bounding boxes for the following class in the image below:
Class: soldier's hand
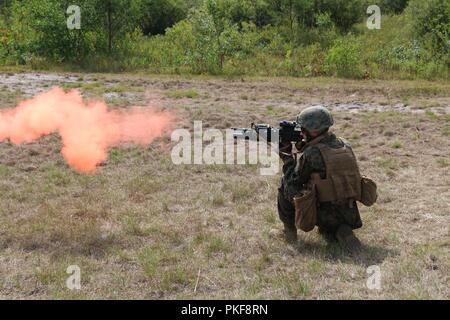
[295,140,306,151]
[279,141,292,153]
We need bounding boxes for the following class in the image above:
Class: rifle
[231,121,304,145]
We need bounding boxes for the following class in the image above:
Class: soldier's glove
[295,140,306,152]
[279,141,293,164]
[279,140,292,154]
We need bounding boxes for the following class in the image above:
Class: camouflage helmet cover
[296,105,334,132]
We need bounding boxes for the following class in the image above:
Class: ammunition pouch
[360,176,378,206]
[294,186,317,232]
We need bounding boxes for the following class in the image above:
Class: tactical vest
[311,142,362,203]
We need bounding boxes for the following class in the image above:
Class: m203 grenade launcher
[231,121,304,145]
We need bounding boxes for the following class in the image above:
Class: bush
[214,0,275,27]
[325,39,364,79]
[315,0,366,32]
[139,0,188,35]
[346,12,448,80]
[284,44,326,77]
[407,0,450,58]
[374,0,410,14]
[4,0,106,64]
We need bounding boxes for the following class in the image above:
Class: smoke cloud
[0,87,174,173]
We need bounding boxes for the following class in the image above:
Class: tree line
[0,0,448,79]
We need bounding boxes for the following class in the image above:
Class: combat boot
[318,227,337,243]
[335,224,361,252]
[283,224,298,243]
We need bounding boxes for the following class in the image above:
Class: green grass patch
[166,89,199,99]
[425,111,439,121]
[375,157,398,170]
[206,236,231,256]
[0,164,11,178]
[110,148,126,164]
[210,192,225,207]
[46,166,73,187]
[390,140,403,149]
[287,281,311,298]
[104,84,136,93]
[122,215,146,236]
[81,82,104,91]
[161,267,191,290]
[436,158,448,168]
[139,248,161,277]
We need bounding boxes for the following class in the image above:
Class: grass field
[0,72,449,299]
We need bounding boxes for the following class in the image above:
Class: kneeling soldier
[278,106,376,251]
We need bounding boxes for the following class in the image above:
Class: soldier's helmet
[296,105,334,132]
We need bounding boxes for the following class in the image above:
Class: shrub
[285,43,326,77]
[407,0,450,57]
[139,0,188,36]
[325,39,364,78]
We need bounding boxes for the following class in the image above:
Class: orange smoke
[0,87,173,173]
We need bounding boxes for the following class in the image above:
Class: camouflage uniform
[278,132,363,238]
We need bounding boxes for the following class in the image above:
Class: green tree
[408,0,449,57]
[376,0,410,14]
[6,0,100,63]
[213,0,275,28]
[325,38,364,78]
[315,0,365,32]
[182,0,240,73]
[267,0,364,31]
[139,0,187,35]
[94,0,143,53]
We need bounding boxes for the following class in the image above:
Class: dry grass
[0,73,449,299]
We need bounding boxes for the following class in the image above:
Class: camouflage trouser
[277,182,363,233]
[277,184,296,228]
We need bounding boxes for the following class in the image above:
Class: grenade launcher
[231,121,304,145]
